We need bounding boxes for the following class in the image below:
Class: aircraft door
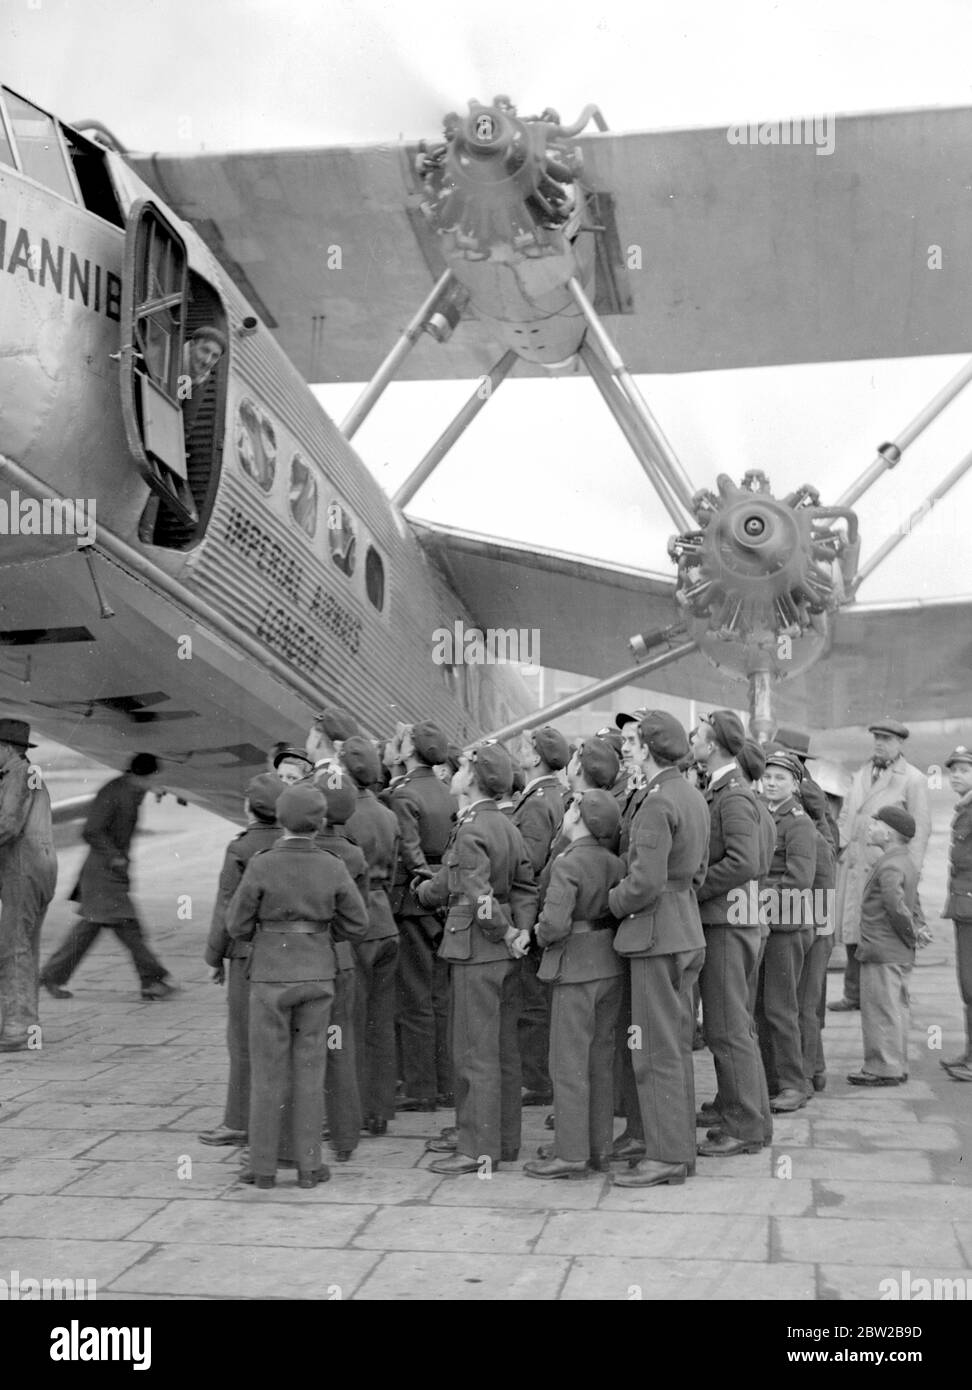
[119,198,196,526]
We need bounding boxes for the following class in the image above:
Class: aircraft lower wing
[131,106,972,382]
[411,520,972,729]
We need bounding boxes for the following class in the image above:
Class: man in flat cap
[942,747,972,1081]
[847,806,919,1086]
[690,711,766,1155]
[832,719,930,1014]
[513,725,570,1106]
[0,719,56,1052]
[608,712,710,1187]
[419,743,538,1174]
[388,721,456,1112]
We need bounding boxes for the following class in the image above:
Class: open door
[119,198,197,526]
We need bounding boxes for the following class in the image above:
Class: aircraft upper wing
[131,106,972,383]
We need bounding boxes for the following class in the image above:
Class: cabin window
[235,398,276,492]
[61,126,124,228]
[365,545,385,611]
[289,453,317,536]
[327,501,356,576]
[3,90,77,203]
[0,105,14,171]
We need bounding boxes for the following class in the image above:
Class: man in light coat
[831,719,930,1013]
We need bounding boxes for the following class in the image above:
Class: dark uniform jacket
[205,820,281,966]
[226,838,369,982]
[811,824,836,932]
[74,773,149,921]
[857,846,918,965]
[696,764,762,926]
[608,766,710,958]
[345,787,400,941]
[387,766,456,916]
[418,799,538,965]
[762,795,817,930]
[535,836,623,983]
[512,775,566,876]
[314,827,369,971]
[944,792,972,922]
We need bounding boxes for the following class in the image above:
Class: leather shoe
[141,980,178,1001]
[943,1061,972,1082]
[362,1116,388,1135]
[521,1090,554,1106]
[827,998,859,1012]
[846,1070,905,1086]
[770,1089,807,1112]
[42,981,72,999]
[396,1096,437,1112]
[544,1112,555,1130]
[696,1105,720,1127]
[812,1073,827,1092]
[612,1159,688,1188]
[0,1036,29,1053]
[334,1149,353,1162]
[198,1125,247,1146]
[237,1170,275,1189]
[523,1156,589,1180]
[941,1054,972,1070]
[297,1166,330,1188]
[610,1135,646,1163]
[428,1153,481,1176]
[697,1133,763,1157]
[425,1135,458,1153]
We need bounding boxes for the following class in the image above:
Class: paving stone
[58,1161,240,1201]
[771,1149,936,1182]
[809,1121,960,1151]
[817,1263,972,1301]
[74,1132,221,1162]
[562,1257,817,1300]
[955,1224,972,1265]
[352,1204,547,1254]
[348,1139,429,1168]
[428,1171,605,1210]
[354,1251,571,1299]
[0,1160,99,1194]
[0,1128,113,1160]
[220,1167,441,1206]
[0,1238,152,1290]
[775,1216,966,1266]
[126,1197,375,1247]
[0,1102,193,1130]
[18,1081,194,1107]
[536,1211,769,1260]
[107,1242,380,1299]
[815,1181,972,1221]
[828,1080,937,1101]
[600,1177,813,1215]
[0,1195,166,1240]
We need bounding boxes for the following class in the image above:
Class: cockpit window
[0,104,14,171]
[3,90,76,203]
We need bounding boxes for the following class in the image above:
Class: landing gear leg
[748,670,774,746]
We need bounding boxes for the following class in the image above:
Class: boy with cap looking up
[199,773,284,1147]
[388,721,456,1113]
[340,736,401,1136]
[942,747,972,1081]
[522,789,624,1180]
[227,784,369,1188]
[608,711,710,1188]
[418,743,538,1175]
[847,806,919,1086]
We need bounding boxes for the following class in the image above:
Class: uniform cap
[529,725,570,771]
[0,718,36,749]
[764,750,804,781]
[773,726,811,760]
[736,739,766,782]
[245,773,285,821]
[579,737,620,789]
[313,705,360,743]
[411,720,449,765]
[277,784,327,833]
[272,746,314,773]
[873,805,916,840]
[615,707,649,729]
[636,710,689,763]
[945,746,972,769]
[577,788,621,841]
[705,709,746,756]
[868,717,909,740]
[471,742,514,797]
[594,726,624,756]
[315,766,356,824]
[340,736,382,788]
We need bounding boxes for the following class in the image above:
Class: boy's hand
[211,963,225,985]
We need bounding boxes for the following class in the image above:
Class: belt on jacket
[258,920,330,935]
[570,918,616,935]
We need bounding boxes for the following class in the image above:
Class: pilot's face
[188,337,223,377]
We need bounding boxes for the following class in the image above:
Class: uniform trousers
[41,918,168,991]
[613,966,644,1140]
[699,925,766,1143]
[451,958,522,1163]
[354,937,399,1122]
[628,949,705,1166]
[756,928,813,1094]
[0,857,56,1040]
[797,933,834,1090]
[954,920,972,1059]
[278,958,360,1161]
[248,979,334,1177]
[550,975,621,1162]
[860,961,911,1077]
[517,953,552,1094]
[842,941,861,1006]
[223,955,251,1132]
[396,914,451,1100]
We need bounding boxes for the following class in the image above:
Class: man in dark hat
[690,711,766,1155]
[199,772,284,1145]
[847,806,919,1086]
[419,743,538,1174]
[941,748,972,1082]
[608,712,710,1187]
[388,721,456,1112]
[832,718,930,1013]
[40,754,176,1003]
[0,719,56,1052]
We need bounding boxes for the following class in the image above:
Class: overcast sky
[5,0,972,603]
